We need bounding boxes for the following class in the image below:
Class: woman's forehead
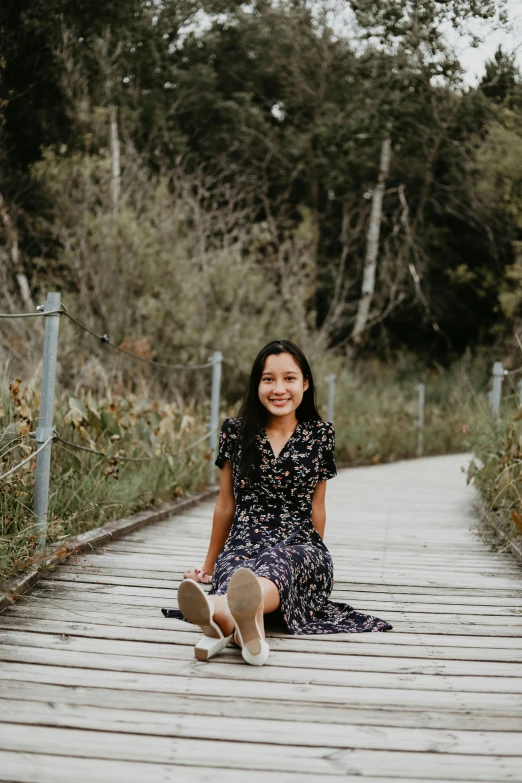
[262,353,302,373]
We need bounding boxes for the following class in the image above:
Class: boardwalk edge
[0,485,219,614]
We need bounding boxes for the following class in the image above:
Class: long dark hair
[236,340,321,481]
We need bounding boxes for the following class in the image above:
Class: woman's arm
[184,461,236,581]
[311,479,327,539]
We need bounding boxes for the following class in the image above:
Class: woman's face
[258,352,309,421]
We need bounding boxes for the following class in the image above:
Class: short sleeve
[214,418,238,469]
[318,422,337,481]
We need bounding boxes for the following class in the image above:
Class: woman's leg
[208,575,280,637]
[207,595,235,636]
[257,576,281,612]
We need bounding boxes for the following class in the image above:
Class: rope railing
[0,292,224,549]
[53,428,212,461]
[0,435,55,481]
[0,310,63,319]
[60,306,215,370]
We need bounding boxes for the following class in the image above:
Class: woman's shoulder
[312,419,335,446]
[309,418,334,433]
[221,416,242,433]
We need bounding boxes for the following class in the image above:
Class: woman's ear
[303,377,310,392]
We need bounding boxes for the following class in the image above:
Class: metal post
[416,383,425,457]
[490,361,504,418]
[208,350,222,484]
[326,373,335,423]
[34,292,61,549]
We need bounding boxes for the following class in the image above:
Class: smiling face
[258,352,309,422]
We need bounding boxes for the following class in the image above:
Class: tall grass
[315,353,489,465]
[0,380,213,584]
[468,367,522,552]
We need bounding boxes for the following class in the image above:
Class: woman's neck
[265,414,298,434]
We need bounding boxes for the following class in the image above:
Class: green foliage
[1,0,521,361]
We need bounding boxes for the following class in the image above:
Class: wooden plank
[39,576,522,605]
[4,698,522,755]
[0,751,499,783]
[78,552,522,580]
[28,583,522,616]
[3,662,522,713]
[5,601,522,636]
[2,646,522,694]
[3,616,522,661]
[3,681,522,731]
[3,630,522,677]
[45,571,522,598]
[4,612,521,660]
[1,723,522,780]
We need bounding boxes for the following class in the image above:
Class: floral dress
[162,417,393,635]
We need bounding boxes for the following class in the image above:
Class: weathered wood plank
[3,698,522,755]
[27,583,522,616]
[38,577,522,606]
[2,646,522,694]
[0,751,500,783]
[3,617,522,661]
[3,681,522,731]
[1,723,522,780]
[3,661,522,711]
[3,630,522,676]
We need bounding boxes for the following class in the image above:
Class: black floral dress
[162,417,392,635]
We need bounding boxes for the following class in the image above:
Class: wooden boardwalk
[1,453,522,782]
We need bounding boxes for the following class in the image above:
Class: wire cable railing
[0,435,55,481]
[60,306,215,370]
[53,427,212,461]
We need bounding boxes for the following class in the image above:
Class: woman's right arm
[183,461,235,581]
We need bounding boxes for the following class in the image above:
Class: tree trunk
[352,131,391,342]
[109,104,121,212]
[0,192,34,310]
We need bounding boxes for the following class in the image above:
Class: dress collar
[261,421,301,461]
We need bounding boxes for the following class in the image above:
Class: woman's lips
[270,399,290,406]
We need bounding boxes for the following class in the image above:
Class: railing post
[326,373,335,423]
[34,292,61,549]
[490,361,504,418]
[208,350,222,483]
[416,383,425,457]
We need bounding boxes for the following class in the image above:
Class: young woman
[162,339,392,665]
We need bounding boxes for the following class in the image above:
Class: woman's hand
[183,567,201,582]
[183,565,213,583]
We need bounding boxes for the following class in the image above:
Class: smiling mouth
[269,398,290,404]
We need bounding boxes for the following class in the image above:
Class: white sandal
[226,568,270,666]
[177,579,233,661]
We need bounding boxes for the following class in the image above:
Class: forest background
[1,0,522,580]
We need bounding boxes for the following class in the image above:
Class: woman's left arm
[311,480,328,539]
